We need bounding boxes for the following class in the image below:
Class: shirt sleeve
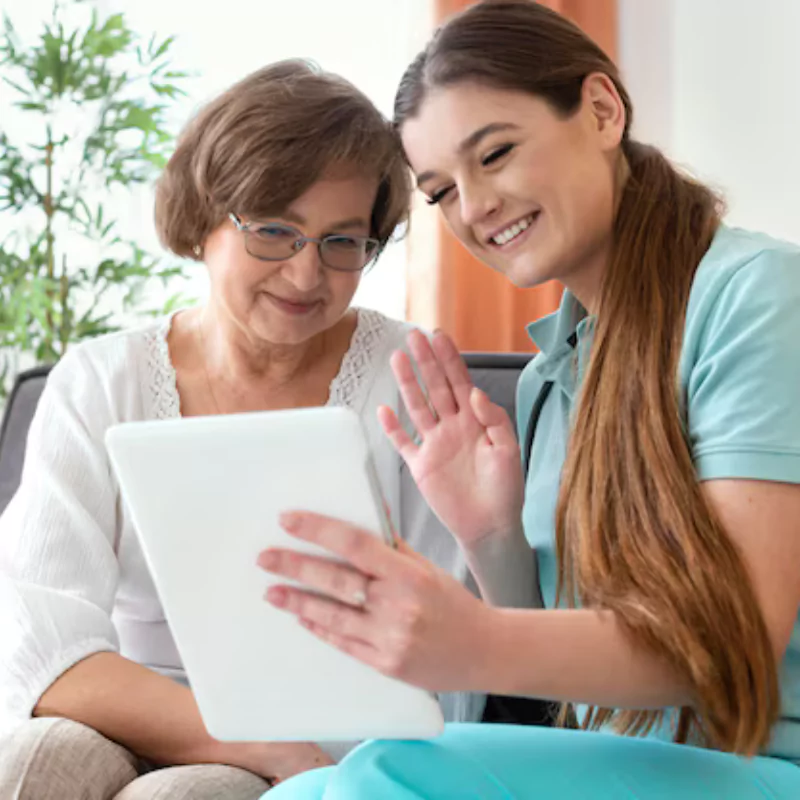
[0,346,121,726]
[687,246,800,483]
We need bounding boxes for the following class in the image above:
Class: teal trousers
[265,724,800,799]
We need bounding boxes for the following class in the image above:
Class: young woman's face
[202,168,379,346]
[400,76,625,301]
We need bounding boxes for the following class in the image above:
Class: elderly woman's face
[203,169,379,346]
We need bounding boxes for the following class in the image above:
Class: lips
[263,292,322,316]
[486,211,540,248]
[488,211,539,247]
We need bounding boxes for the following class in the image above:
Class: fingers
[430,331,475,409]
[266,585,373,644]
[406,330,458,418]
[274,512,407,578]
[257,549,370,608]
[469,388,519,450]
[387,330,479,440]
[390,349,437,432]
[377,405,418,463]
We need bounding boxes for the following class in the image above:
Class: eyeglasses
[229,214,381,273]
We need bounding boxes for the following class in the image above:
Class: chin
[246,315,320,347]
[499,259,554,289]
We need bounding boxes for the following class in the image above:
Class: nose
[458,180,501,228]
[281,242,324,292]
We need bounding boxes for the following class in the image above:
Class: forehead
[247,170,378,227]
[400,82,554,173]
[288,170,379,212]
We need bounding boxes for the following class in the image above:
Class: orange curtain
[407,0,617,352]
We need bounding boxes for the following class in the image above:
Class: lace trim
[144,314,181,420]
[327,308,389,411]
[144,308,389,419]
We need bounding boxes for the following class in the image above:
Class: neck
[562,252,606,316]
[198,302,352,391]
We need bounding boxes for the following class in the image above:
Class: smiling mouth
[488,212,539,247]
[263,293,322,315]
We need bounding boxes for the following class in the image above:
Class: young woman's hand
[258,512,498,694]
[379,330,524,549]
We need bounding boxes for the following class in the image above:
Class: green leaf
[2,76,31,96]
[151,82,185,99]
[16,101,48,111]
[152,35,175,60]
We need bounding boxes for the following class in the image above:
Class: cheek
[327,273,361,303]
[207,257,278,305]
[226,261,274,292]
[440,204,462,235]
[552,156,614,235]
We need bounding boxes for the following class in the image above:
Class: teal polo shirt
[517,225,800,761]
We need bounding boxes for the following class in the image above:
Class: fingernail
[265,586,288,607]
[280,512,300,531]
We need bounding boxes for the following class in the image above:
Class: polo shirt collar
[525,290,593,400]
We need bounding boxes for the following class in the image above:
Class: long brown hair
[156,59,410,261]
[394,0,779,754]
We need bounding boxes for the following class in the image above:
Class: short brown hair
[156,59,411,260]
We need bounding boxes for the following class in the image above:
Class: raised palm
[378,330,524,547]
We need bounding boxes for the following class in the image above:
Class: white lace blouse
[0,308,485,748]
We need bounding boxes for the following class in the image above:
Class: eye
[426,186,454,206]
[325,235,363,252]
[481,143,515,167]
[255,224,295,241]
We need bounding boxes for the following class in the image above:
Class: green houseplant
[0,0,190,389]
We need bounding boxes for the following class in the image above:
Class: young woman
[261,2,800,797]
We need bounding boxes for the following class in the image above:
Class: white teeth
[491,214,534,246]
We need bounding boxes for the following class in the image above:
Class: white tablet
[105,406,444,742]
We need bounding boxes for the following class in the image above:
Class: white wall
[1,0,434,318]
[619,0,800,245]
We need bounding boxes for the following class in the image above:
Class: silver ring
[352,583,369,608]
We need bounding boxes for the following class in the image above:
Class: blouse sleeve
[0,346,122,726]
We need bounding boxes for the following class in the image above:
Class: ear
[581,72,627,151]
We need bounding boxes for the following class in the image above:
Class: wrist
[462,521,526,559]
[188,737,268,775]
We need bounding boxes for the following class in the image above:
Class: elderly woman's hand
[231,740,334,786]
[257,512,497,693]
[379,330,524,548]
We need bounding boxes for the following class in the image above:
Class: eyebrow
[272,210,370,231]
[416,122,522,187]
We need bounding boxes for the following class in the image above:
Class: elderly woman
[0,60,484,800]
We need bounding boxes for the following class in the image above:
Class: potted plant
[0,0,191,392]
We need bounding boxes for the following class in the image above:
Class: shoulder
[350,308,422,379]
[685,227,800,351]
[680,229,800,481]
[354,308,420,352]
[43,315,175,419]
